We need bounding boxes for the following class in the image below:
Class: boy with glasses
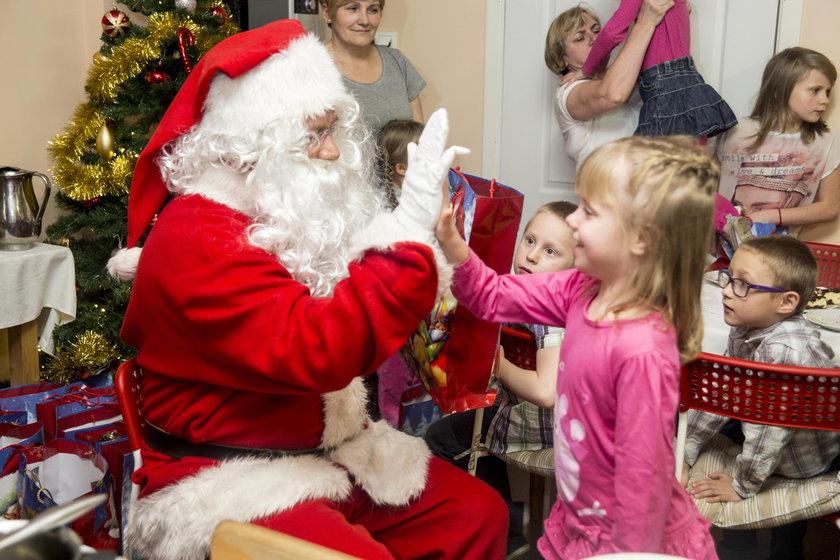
[682,235,840,559]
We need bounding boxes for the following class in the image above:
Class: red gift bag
[36,386,119,441]
[10,440,117,549]
[401,168,524,413]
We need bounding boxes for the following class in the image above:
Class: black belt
[144,422,324,461]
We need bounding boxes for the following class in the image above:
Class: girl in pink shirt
[582,0,736,138]
[435,136,720,559]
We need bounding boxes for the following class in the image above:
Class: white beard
[158,110,386,297]
[246,145,385,297]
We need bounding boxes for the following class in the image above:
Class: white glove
[393,109,469,233]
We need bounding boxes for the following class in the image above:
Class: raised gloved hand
[393,109,469,233]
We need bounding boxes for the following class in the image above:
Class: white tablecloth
[0,243,76,355]
[700,280,840,356]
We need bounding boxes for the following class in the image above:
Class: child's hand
[638,0,674,27]
[744,208,778,226]
[435,190,470,265]
[680,462,690,489]
[560,69,586,88]
[690,472,744,503]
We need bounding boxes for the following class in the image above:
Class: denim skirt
[636,56,738,138]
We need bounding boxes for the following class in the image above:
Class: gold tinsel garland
[49,7,238,200]
[44,331,119,384]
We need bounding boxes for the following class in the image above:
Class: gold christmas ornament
[96,122,115,160]
[93,52,109,63]
[43,331,119,384]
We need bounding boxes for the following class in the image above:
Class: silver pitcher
[0,166,52,251]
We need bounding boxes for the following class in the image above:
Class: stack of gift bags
[0,370,130,552]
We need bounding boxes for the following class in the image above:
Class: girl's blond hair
[320,0,385,21]
[376,119,424,208]
[577,136,719,363]
[544,4,600,76]
[749,47,836,149]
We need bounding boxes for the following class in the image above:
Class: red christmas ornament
[82,197,102,209]
[101,9,130,38]
[207,5,228,24]
[145,69,170,84]
[177,28,196,74]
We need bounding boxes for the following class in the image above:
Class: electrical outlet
[374,31,397,48]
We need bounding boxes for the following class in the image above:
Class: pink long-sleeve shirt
[452,251,717,559]
[582,0,690,77]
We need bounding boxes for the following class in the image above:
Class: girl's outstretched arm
[496,345,559,408]
[568,0,673,122]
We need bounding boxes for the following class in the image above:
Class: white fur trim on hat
[106,247,143,281]
[199,34,353,137]
[350,212,454,299]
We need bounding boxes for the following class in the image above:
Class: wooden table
[0,243,76,385]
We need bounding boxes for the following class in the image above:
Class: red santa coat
[122,194,446,559]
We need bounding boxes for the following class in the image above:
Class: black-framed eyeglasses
[717,269,788,298]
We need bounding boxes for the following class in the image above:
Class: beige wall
[0,1,105,232]
[795,0,840,244]
[379,0,486,173]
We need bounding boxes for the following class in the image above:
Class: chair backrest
[675,351,840,478]
[115,357,145,453]
[500,325,537,371]
[210,520,362,560]
[804,241,840,289]
[680,352,840,431]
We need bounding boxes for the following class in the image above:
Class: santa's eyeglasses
[310,125,336,145]
[717,269,788,298]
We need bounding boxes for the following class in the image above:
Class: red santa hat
[108,19,352,280]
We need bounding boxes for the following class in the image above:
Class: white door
[483,0,799,235]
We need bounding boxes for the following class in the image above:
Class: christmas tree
[46,1,238,381]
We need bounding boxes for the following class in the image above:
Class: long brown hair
[748,47,836,149]
[577,136,719,363]
[376,119,424,208]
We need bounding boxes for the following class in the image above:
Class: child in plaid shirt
[424,201,576,526]
[682,235,840,559]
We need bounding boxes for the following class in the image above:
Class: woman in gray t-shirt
[321,0,425,134]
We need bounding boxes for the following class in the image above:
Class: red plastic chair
[500,325,538,370]
[115,357,145,453]
[114,357,145,542]
[804,241,840,289]
[675,352,840,539]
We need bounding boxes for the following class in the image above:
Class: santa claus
[107,18,507,560]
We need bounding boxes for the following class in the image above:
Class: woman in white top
[545,0,673,167]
